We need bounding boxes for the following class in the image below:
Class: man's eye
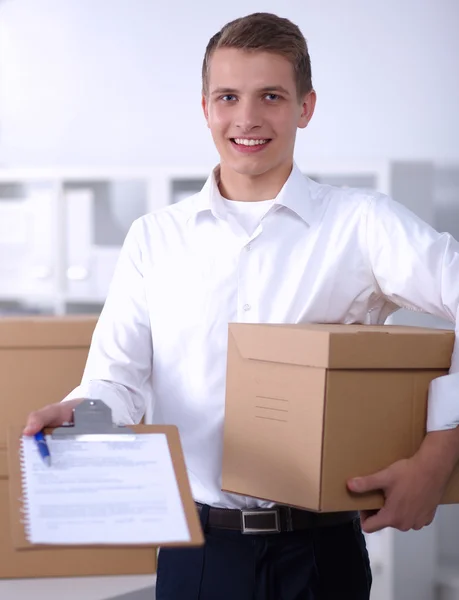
[265,94,280,101]
[221,95,237,102]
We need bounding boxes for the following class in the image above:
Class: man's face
[202,48,315,180]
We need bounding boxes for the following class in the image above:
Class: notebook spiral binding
[19,437,32,541]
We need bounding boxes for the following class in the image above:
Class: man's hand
[23,398,84,436]
[347,428,459,534]
[347,456,442,533]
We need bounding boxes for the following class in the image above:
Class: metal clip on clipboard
[52,399,134,440]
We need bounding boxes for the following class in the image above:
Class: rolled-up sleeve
[365,194,459,432]
[63,218,153,425]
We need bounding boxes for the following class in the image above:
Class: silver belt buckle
[241,509,281,534]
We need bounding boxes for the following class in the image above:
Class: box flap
[0,316,98,349]
[229,323,454,369]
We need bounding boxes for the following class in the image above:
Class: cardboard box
[0,316,156,578]
[222,323,459,512]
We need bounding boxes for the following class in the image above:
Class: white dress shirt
[64,163,459,509]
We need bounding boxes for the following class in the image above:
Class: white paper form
[20,433,191,545]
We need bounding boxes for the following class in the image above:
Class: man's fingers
[360,503,430,534]
[23,409,49,436]
[348,467,391,494]
[23,420,41,436]
[23,406,63,436]
[23,399,83,436]
[360,508,392,534]
[359,509,378,525]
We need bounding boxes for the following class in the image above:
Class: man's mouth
[231,138,271,146]
[229,138,272,153]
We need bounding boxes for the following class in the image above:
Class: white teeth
[233,138,269,146]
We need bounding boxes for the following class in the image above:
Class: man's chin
[222,158,272,178]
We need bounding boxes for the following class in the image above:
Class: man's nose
[234,99,262,131]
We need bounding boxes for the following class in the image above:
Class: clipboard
[8,399,204,550]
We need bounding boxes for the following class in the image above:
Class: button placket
[238,237,259,320]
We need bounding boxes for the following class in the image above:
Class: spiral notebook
[8,424,204,550]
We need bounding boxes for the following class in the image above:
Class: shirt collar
[274,162,314,225]
[191,162,314,225]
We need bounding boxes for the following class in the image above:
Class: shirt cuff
[427,372,459,431]
[61,381,137,426]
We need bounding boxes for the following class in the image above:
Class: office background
[1,0,458,167]
[0,1,458,599]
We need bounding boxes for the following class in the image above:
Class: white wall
[0,0,458,168]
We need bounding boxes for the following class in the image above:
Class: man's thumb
[347,469,389,494]
[23,420,42,436]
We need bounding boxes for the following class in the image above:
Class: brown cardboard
[222,323,459,512]
[8,425,204,550]
[0,316,157,578]
[0,316,97,448]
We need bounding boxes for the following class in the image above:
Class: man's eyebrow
[210,87,238,96]
[210,86,291,96]
[259,86,291,96]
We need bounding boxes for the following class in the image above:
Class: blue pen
[34,431,51,467]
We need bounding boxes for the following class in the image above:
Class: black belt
[196,503,358,534]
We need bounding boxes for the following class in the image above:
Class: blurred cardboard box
[0,316,156,578]
[222,323,459,512]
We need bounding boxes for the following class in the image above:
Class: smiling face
[202,48,316,197]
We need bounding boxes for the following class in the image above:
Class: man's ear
[202,95,210,127]
[298,89,317,129]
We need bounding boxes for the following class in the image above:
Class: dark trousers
[156,505,372,600]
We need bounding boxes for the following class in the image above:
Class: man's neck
[218,161,293,202]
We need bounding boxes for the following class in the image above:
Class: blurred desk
[0,574,156,600]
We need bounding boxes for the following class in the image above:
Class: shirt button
[246,244,252,251]
[243,304,251,312]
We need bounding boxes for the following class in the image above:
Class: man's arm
[348,194,459,532]
[24,218,153,434]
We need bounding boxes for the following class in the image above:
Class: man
[24,12,459,600]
